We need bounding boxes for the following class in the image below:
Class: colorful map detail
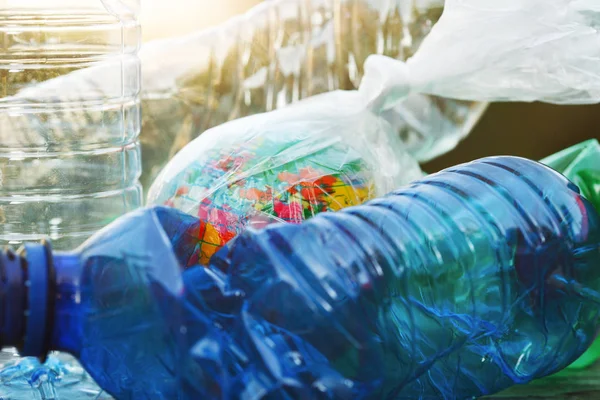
[154,133,376,266]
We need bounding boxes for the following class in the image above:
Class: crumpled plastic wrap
[138,0,486,186]
[0,0,487,193]
[362,0,600,104]
[149,0,600,267]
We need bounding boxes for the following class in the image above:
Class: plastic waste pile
[2,0,600,399]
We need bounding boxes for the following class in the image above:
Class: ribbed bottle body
[0,1,142,250]
[219,156,600,398]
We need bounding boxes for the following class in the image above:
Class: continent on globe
[161,143,375,266]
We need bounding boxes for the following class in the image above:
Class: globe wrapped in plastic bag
[148,91,422,265]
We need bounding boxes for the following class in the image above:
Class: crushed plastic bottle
[1,156,599,399]
[0,352,112,399]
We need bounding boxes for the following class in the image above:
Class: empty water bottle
[1,156,598,399]
[0,0,142,250]
[0,1,141,398]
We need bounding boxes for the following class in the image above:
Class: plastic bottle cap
[0,249,25,348]
[21,243,50,359]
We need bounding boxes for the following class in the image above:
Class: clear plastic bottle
[0,0,142,250]
[0,1,141,398]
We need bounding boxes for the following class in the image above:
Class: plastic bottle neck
[0,243,56,361]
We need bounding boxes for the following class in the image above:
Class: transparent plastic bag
[148,91,423,265]
[360,0,600,106]
[149,0,600,266]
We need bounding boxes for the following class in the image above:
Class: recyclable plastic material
[542,139,600,370]
[0,0,142,250]
[147,91,424,265]
[1,0,487,191]
[2,156,600,399]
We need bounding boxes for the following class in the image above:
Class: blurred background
[144,0,600,171]
[141,0,258,41]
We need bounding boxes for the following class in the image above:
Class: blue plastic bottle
[0,156,598,399]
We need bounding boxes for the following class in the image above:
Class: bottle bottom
[0,350,112,399]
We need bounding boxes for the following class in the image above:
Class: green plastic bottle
[541,139,600,369]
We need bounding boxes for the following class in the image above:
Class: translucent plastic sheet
[138,0,485,183]
[0,0,487,193]
[360,0,600,105]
